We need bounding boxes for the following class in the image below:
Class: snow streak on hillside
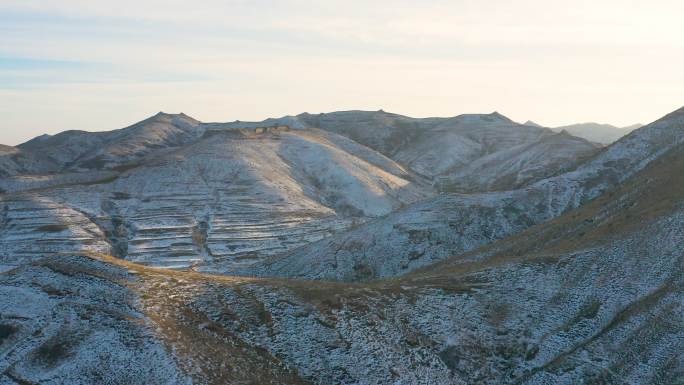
[1,106,684,384]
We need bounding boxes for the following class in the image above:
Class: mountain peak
[146,111,200,126]
[489,111,513,122]
[448,112,514,125]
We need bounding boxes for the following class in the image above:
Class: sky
[1,0,683,145]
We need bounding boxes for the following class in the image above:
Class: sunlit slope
[5,138,684,385]
[0,126,429,272]
[0,109,600,276]
[206,110,600,192]
[246,106,684,281]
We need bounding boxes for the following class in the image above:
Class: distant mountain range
[1,106,683,384]
[525,120,643,144]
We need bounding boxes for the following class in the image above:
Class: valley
[1,107,682,384]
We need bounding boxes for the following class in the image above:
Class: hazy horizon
[2,0,683,145]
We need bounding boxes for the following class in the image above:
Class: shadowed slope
[18,112,204,171]
[0,144,58,178]
[202,110,600,193]
[5,138,683,385]
[244,106,684,281]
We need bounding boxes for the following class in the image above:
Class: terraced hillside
[2,128,683,383]
[244,106,684,280]
[0,109,600,274]
[0,124,428,272]
[0,195,110,272]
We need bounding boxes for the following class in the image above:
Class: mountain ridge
[1,105,684,384]
[241,106,684,280]
[4,131,683,383]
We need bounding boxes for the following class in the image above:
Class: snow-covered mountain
[0,112,208,185]
[2,106,683,384]
[297,111,601,192]
[18,112,205,171]
[0,122,428,272]
[2,104,683,383]
[243,106,684,281]
[202,110,600,192]
[0,110,598,273]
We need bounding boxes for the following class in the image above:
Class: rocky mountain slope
[1,106,683,384]
[423,129,598,192]
[243,107,684,281]
[2,119,683,383]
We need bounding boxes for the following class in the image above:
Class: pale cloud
[1,0,683,144]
